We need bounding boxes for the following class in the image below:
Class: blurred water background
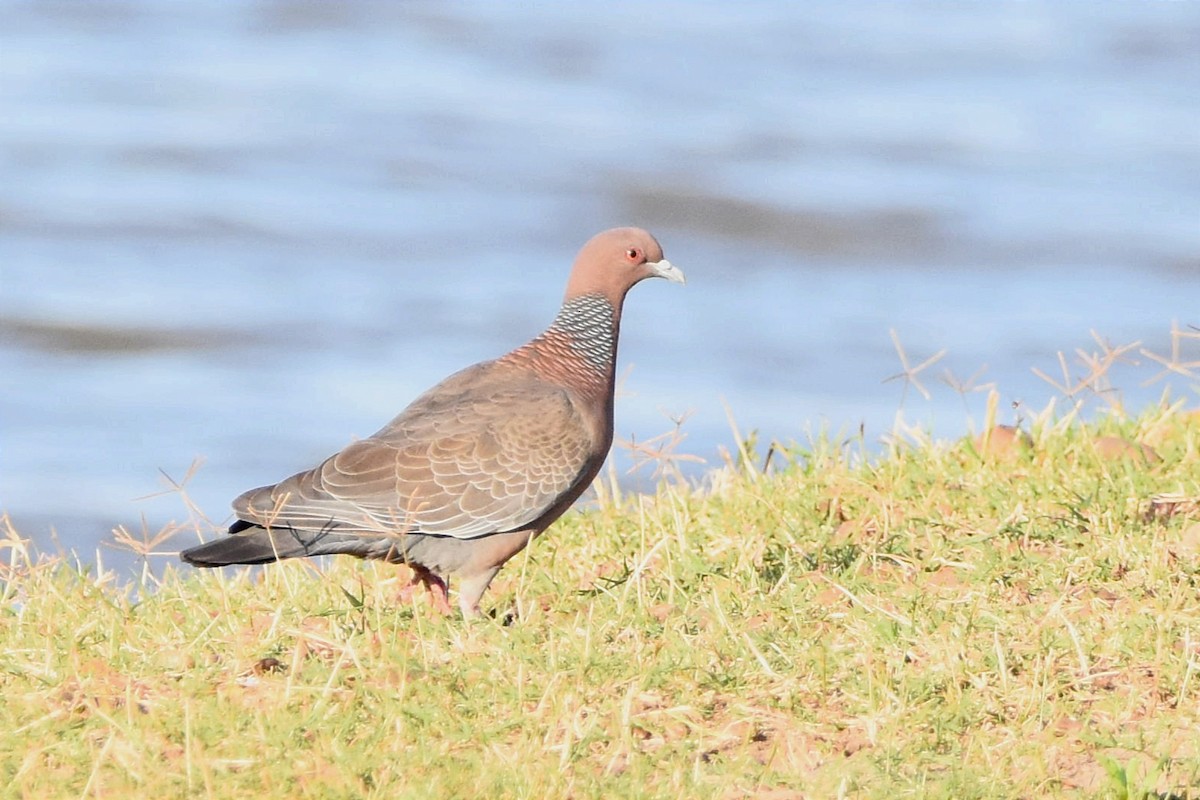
[2,1,1198,566]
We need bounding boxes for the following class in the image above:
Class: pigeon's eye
[626,248,641,261]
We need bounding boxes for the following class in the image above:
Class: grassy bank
[3,407,1199,799]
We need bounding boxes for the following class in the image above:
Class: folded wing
[233,370,597,539]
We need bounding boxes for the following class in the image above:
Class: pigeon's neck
[546,294,619,370]
[504,293,620,397]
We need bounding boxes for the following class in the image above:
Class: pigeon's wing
[233,369,599,539]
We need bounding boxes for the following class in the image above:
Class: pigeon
[180,227,684,617]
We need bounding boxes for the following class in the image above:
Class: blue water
[2,1,1198,561]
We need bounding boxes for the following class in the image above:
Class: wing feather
[234,366,598,539]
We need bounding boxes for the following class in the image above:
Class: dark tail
[180,522,338,566]
[180,520,395,567]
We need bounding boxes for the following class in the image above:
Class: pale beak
[647,259,686,285]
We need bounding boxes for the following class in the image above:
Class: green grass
[3,407,1200,799]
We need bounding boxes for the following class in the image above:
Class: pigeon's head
[565,227,685,304]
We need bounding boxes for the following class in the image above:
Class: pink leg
[398,566,453,616]
[421,571,453,616]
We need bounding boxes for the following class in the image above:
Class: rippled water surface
[2,1,1198,559]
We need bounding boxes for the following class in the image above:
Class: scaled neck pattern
[549,294,617,371]
[505,293,619,396]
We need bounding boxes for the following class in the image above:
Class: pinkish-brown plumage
[181,227,684,617]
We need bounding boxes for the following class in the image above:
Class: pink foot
[398,567,453,616]
[421,572,453,616]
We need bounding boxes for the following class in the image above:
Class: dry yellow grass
[3,401,1200,798]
